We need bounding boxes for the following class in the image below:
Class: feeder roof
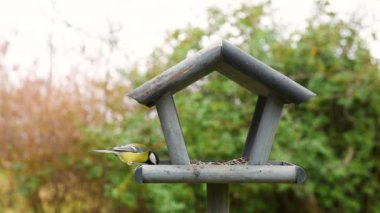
[128,40,315,107]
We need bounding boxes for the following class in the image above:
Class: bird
[94,143,159,165]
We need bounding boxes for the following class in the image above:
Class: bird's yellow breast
[118,152,149,165]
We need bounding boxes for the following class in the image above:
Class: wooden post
[207,184,229,213]
[242,95,266,159]
[156,94,190,165]
[246,96,284,165]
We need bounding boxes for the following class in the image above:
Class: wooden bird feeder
[128,40,315,213]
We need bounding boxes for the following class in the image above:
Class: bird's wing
[111,143,148,153]
[93,149,118,154]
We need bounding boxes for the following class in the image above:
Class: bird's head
[146,151,159,165]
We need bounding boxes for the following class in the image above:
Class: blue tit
[94,143,159,165]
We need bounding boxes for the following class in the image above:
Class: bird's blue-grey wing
[93,149,118,154]
[111,144,147,153]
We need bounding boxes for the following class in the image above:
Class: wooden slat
[242,95,266,159]
[220,40,315,104]
[156,94,190,165]
[134,164,306,184]
[128,41,222,107]
[247,96,284,165]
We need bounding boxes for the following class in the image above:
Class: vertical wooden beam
[156,94,190,165]
[247,96,284,165]
[207,184,229,213]
[242,96,266,159]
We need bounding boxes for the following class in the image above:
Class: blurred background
[1,0,380,212]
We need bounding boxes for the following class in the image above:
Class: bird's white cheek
[149,153,157,164]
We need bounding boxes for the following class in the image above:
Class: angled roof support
[156,94,190,165]
[245,96,284,165]
[242,95,265,159]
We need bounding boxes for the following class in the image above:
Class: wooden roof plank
[128,41,222,107]
[220,40,315,104]
[128,40,315,107]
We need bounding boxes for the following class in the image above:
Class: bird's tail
[93,149,118,154]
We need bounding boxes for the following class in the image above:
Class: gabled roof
[128,40,315,107]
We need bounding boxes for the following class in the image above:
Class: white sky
[0,0,379,81]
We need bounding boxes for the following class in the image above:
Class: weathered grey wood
[248,96,284,165]
[160,159,294,166]
[216,62,270,98]
[156,94,190,165]
[128,41,222,107]
[127,40,315,107]
[159,159,294,166]
[134,164,306,184]
[220,40,315,104]
[242,96,266,158]
[207,184,229,213]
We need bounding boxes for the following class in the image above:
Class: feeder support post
[242,95,266,159]
[245,95,284,165]
[207,184,229,213]
[156,94,190,165]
